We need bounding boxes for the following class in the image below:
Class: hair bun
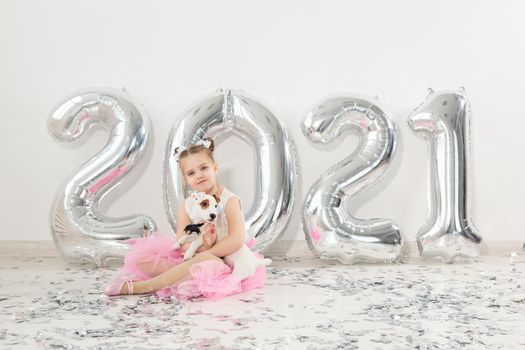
[206,138,215,152]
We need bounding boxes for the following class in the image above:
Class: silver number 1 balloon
[48,88,157,266]
[302,95,403,264]
[163,89,297,251]
[408,89,481,262]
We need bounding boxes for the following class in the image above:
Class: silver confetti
[0,255,524,349]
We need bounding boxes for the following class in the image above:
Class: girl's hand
[202,223,217,249]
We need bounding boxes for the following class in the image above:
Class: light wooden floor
[1,254,524,349]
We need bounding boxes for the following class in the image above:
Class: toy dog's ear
[213,194,220,203]
[195,192,206,200]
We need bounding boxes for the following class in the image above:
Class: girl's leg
[135,260,178,278]
[121,252,222,295]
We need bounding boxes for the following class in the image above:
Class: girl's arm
[206,198,245,257]
[175,202,191,241]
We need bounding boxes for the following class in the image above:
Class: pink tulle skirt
[121,232,267,301]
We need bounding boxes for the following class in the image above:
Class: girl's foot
[104,278,134,296]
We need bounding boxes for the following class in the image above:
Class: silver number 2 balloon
[302,95,403,264]
[164,89,297,251]
[48,88,157,266]
[408,89,481,262]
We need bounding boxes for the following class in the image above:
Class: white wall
[1,0,523,244]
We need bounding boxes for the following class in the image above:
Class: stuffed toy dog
[173,192,219,261]
[176,191,271,280]
[213,202,272,281]
[222,238,272,281]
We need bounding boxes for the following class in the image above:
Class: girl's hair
[174,138,215,164]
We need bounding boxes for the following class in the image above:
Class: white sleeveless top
[215,187,242,241]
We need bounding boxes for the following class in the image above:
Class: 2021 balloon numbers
[48,88,480,265]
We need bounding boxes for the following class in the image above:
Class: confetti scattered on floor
[1,254,524,349]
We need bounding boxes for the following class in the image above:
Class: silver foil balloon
[408,89,481,262]
[163,89,297,251]
[48,88,157,267]
[301,95,403,264]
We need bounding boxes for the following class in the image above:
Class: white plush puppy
[222,240,272,281]
[173,192,219,261]
[214,204,272,281]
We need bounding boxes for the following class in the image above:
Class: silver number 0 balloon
[408,89,481,262]
[302,95,403,263]
[48,88,157,266]
[164,89,297,251]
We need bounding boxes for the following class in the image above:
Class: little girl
[104,138,267,299]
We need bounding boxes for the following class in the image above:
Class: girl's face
[180,151,218,194]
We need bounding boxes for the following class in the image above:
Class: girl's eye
[187,172,194,176]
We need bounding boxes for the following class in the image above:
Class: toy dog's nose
[209,214,216,221]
